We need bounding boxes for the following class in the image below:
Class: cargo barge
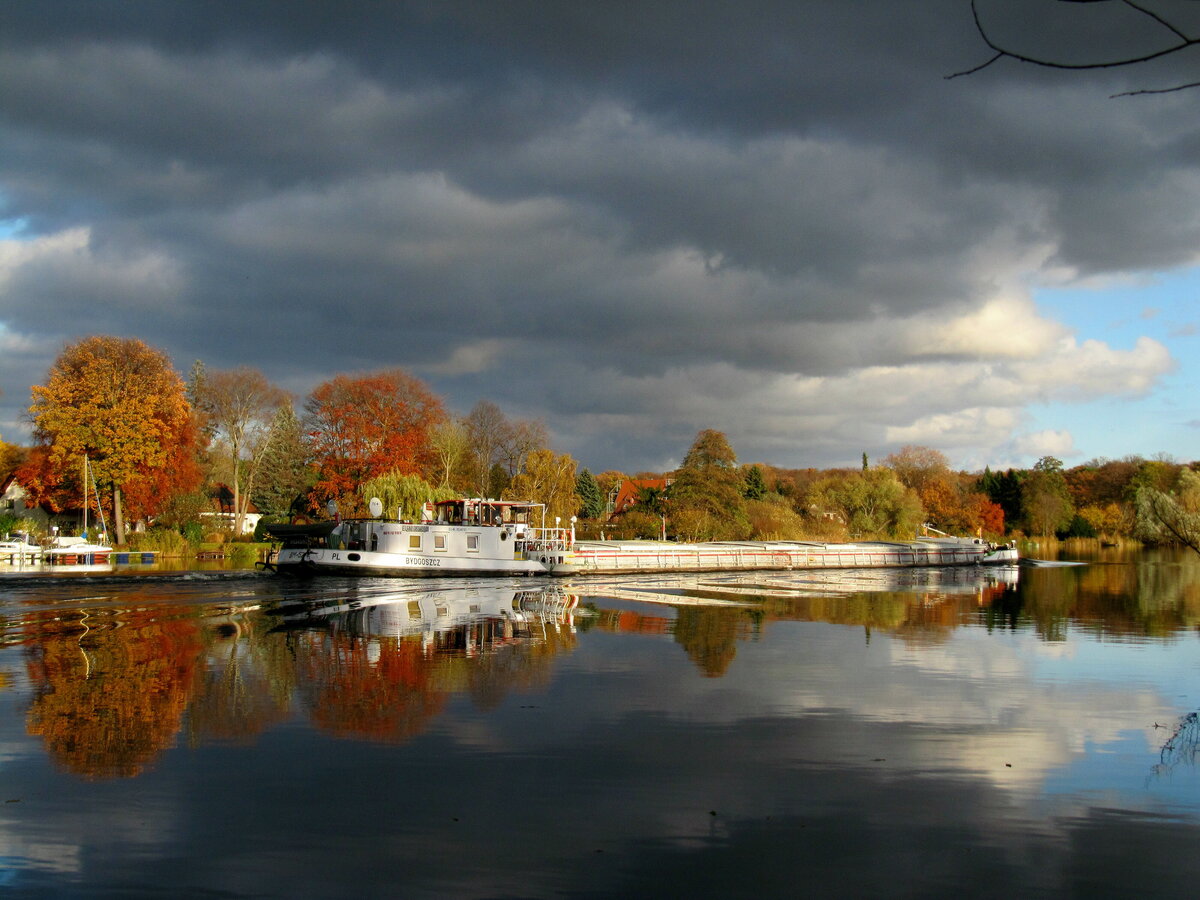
[265,497,1017,578]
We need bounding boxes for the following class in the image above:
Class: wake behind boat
[265,496,1018,578]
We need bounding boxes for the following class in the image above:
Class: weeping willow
[358,472,458,520]
[1135,469,1200,556]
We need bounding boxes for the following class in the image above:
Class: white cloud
[909,295,1068,360]
[1013,429,1076,459]
[0,227,183,315]
[420,338,514,376]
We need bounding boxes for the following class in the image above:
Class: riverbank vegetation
[1,334,1197,553]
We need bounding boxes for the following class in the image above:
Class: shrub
[746,496,807,540]
[605,510,662,540]
[127,528,189,555]
[227,543,261,568]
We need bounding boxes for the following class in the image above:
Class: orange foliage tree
[118,413,205,523]
[885,445,1005,537]
[28,336,192,543]
[12,445,75,514]
[304,369,445,513]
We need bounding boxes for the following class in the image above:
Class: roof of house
[209,484,260,514]
[612,478,672,514]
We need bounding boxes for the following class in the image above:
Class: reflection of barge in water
[272,583,580,652]
[266,497,1018,578]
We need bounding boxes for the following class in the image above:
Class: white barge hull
[569,537,1015,574]
[272,545,573,577]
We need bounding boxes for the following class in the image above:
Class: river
[1,549,1198,897]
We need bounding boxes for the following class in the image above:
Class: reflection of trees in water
[15,587,582,774]
[1153,712,1199,779]
[294,633,448,743]
[1015,553,1200,641]
[288,605,578,740]
[24,611,204,779]
[672,607,759,678]
[458,625,576,711]
[186,621,294,746]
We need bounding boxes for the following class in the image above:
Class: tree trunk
[113,484,126,546]
[233,456,243,537]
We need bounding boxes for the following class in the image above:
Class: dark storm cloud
[0,1,1193,468]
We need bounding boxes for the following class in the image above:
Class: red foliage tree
[13,445,76,514]
[304,369,445,512]
[119,414,206,523]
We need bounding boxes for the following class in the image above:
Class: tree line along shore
[2,335,1197,554]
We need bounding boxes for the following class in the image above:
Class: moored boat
[41,535,113,566]
[0,531,44,566]
[265,496,1018,577]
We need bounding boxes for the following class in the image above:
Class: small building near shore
[1,475,52,531]
[199,484,262,535]
[610,477,673,517]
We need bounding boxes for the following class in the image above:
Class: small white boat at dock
[41,535,113,566]
[0,532,44,567]
[266,497,1018,578]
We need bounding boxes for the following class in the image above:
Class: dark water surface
[2,551,1198,898]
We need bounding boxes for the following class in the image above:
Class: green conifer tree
[576,468,606,519]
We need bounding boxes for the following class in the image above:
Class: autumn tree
[498,418,549,479]
[505,449,581,525]
[594,470,626,509]
[304,369,445,514]
[463,401,508,496]
[670,429,750,541]
[193,367,289,535]
[1022,457,1076,537]
[745,494,807,540]
[1063,457,1145,539]
[12,445,71,520]
[1135,468,1200,555]
[980,467,1023,530]
[461,401,547,496]
[809,468,924,539]
[427,418,471,489]
[28,336,191,544]
[118,413,205,525]
[0,433,26,482]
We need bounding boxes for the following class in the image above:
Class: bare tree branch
[948,0,1200,93]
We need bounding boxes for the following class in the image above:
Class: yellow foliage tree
[29,336,191,544]
[504,449,581,525]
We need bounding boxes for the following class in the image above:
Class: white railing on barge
[569,538,992,573]
[515,527,574,556]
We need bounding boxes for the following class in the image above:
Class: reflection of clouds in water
[561,578,1183,797]
[0,835,81,880]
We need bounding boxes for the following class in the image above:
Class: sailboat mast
[83,454,88,536]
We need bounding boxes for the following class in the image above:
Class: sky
[1,0,1198,474]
